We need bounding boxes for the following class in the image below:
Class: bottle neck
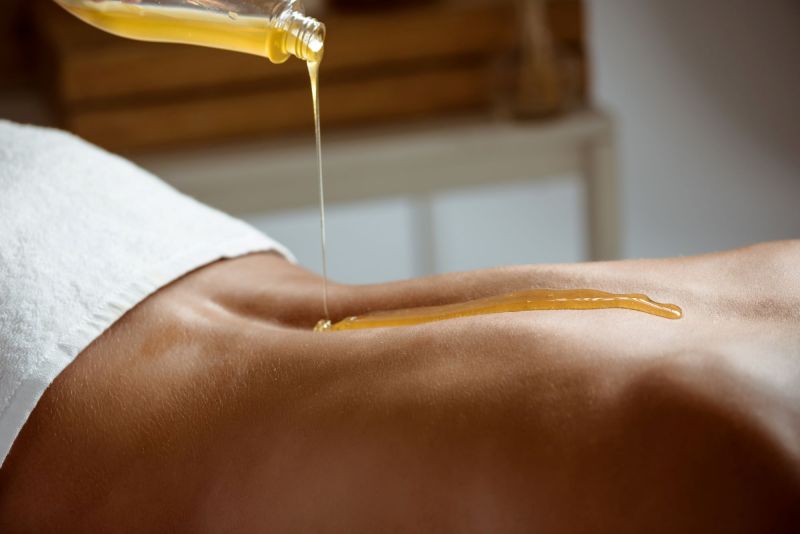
[279,10,326,63]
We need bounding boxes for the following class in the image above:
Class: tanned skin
[1,241,799,532]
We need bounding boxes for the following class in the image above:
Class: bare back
[2,241,799,532]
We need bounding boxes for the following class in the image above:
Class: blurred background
[1,0,798,284]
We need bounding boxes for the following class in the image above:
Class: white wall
[248,177,585,284]
[589,0,800,258]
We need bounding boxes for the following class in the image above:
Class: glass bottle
[54,0,325,63]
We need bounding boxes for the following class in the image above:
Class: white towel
[0,120,294,466]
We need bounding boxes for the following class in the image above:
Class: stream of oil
[308,60,330,320]
[314,289,683,332]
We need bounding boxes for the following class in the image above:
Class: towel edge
[0,234,293,468]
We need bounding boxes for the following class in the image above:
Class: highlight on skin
[315,288,684,332]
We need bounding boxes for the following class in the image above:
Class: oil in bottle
[55,0,325,64]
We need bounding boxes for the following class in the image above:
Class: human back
[2,242,799,532]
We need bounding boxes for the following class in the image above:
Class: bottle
[54,0,325,63]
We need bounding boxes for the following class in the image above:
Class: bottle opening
[282,11,326,63]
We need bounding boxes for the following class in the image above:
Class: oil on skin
[315,289,683,332]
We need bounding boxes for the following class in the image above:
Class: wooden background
[3,0,588,152]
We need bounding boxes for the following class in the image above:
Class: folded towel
[0,120,294,466]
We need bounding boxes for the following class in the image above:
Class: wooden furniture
[33,0,588,152]
[0,0,30,90]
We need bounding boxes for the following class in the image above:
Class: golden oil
[315,289,683,332]
[308,60,330,319]
[54,2,683,333]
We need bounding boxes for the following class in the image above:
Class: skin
[1,240,799,532]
